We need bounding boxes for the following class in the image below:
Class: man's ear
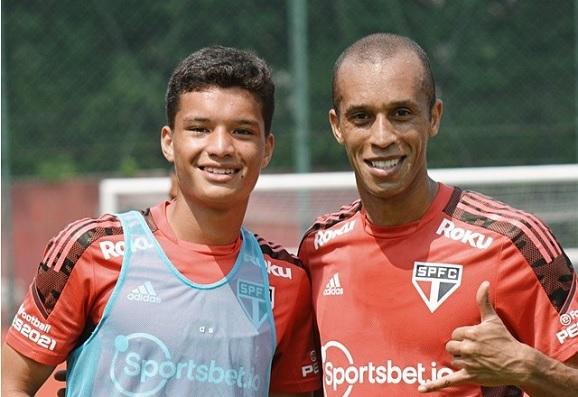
[261,133,275,169]
[160,126,174,162]
[428,99,444,138]
[329,109,344,144]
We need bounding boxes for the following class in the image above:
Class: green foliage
[36,153,78,181]
[4,0,576,179]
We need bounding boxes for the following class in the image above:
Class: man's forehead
[334,55,428,112]
[338,51,422,79]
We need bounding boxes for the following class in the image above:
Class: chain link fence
[2,5,578,383]
[3,0,577,179]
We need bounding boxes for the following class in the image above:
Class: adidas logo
[323,273,344,296]
[127,281,161,303]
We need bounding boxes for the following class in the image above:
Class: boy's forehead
[179,86,262,108]
[175,88,265,126]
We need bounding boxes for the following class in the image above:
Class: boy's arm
[1,344,55,397]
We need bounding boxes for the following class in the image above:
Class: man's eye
[393,108,412,118]
[353,113,369,120]
[350,113,372,124]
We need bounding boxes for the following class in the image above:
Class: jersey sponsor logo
[127,281,161,304]
[560,309,578,326]
[11,305,57,351]
[412,262,463,313]
[100,236,154,260]
[110,333,261,396]
[302,362,320,378]
[323,273,344,296]
[266,260,292,279]
[237,280,271,328]
[314,220,356,249]
[301,349,320,378]
[322,340,453,396]
[435,219,493,249]
[556,309,578,344]
[15,304,51,332]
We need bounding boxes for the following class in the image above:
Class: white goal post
[99,164,578,264]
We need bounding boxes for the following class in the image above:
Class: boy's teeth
[206,167,235,175]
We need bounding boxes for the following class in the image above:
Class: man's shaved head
[332,33,436,113]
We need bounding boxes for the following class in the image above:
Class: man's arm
[418,281,578,396]
[516,350,578,396]
[1,344,55,397]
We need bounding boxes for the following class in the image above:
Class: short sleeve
[495,238,578,363]
[269,267,321,392]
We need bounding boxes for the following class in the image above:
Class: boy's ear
[160,126,174,162]
[261,133,275,169]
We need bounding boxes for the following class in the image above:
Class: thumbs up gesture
[418,281,532,393]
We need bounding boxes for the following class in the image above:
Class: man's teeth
[205,167,236,175]
[371,159,400,169]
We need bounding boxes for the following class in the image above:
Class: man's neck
[361,177,438,227]
[167,198,246,245]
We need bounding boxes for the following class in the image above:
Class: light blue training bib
[67,211,276,396]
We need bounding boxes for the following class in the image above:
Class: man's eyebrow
[344,105,370,115]
[388,100,417,109]
[344,100,417,115]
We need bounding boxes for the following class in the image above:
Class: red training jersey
[299,183,578,397]
[6,200,321,393]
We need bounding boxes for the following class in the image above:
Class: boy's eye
[234,129,254,136]
[187,127,210,134]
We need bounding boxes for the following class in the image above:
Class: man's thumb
[476,281,496,320]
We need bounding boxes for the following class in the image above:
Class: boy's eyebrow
[235,119,261,127]
[181,116,261,127]
[182,116,209,123]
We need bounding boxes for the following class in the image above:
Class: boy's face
[161,86,274,210]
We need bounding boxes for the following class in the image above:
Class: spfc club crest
[237,279,270,328]
[412,262,463,313]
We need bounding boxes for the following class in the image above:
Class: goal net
[99,164,578,264]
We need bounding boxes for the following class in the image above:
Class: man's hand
[418,281,530,393]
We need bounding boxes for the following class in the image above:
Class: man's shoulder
[444,187,569,267]
[444,187,558,241]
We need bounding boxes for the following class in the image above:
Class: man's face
[329,52,442,202]
[161,87,274,210]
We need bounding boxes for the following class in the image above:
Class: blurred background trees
[3,0,576,179]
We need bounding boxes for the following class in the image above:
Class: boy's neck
[167,198,246,245]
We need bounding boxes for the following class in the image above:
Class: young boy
[2,46,320,396]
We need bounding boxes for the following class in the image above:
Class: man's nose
[370,115,397,148]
